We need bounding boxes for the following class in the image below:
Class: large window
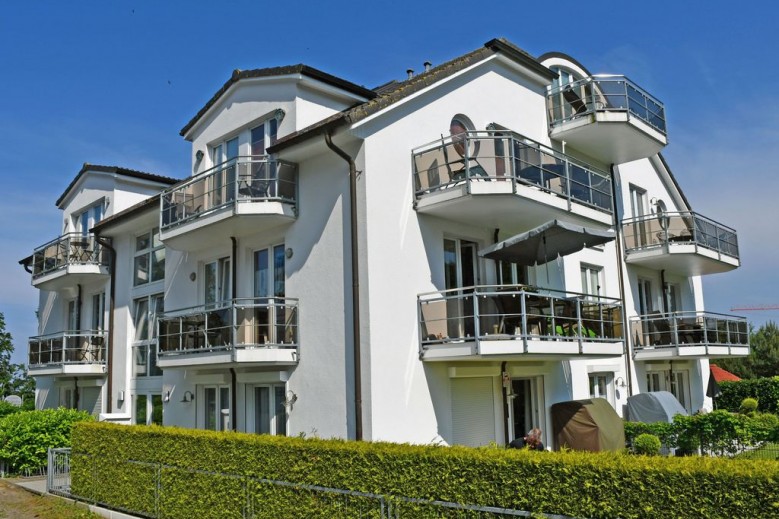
[580,264,603,298]
[251,119,278,157]
[134,228,164,286]
[91,292,105,331]
[250,384,287,436]
[133,294,164,377]
[205,257,232,304]
[135,393,163,425]
[74,202,104,236]
[203,385,231,431]
[589,373,613,403]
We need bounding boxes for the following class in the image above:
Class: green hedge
[0,408,94,472]
[625,410,779,455]
[718,378,779,413]
[71,422,779,519]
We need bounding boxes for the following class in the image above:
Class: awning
[479,220,616,266]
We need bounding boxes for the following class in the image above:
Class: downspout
[494,229,511,445]
[95,235,116,413]
[610,165,633,397]
[324,130,363,441]
[76,284,82,330]
[230,237,238,432]
[660,269,668,313]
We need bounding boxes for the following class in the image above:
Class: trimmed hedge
[718,378,779,414]
[0,408,94,472]
[625,410,779,455]
[72,422,779,519]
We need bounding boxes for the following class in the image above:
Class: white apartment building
[22,39,748,448]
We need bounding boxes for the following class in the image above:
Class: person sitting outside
[508,428,545,451]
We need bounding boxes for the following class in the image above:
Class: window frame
[133,228,165,287]
[580,263,603,298]
[132,293,164,378]
[588,372,614,403]
[201,385,231,431]
[134,393,163,425]
[248,383,287,436]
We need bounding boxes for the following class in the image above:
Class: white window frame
[205,256,232,305]
[134,393,163,426]
[250,118,279,157]
[91,292,105,331]
[580,263,603,298]
[133,228,164,287]
[200,385,231,431]
[588,372,614,404]
[247,384,287,436]
[132,293,164,378]
[73,200,104,235]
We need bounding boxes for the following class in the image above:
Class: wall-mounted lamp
[282,390,297,410]
[163,390,171,403]
[285,247,294,259]
[118,390,125,402]
[189,272,196,282]
[180,390,195,403]
[195,150,204,161]
[615,376,627,389]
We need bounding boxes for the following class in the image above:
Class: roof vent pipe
[406,69,414,80]
[424,61,431,73]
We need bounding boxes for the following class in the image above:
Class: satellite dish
[4,395,22,407]
[655,199,669,230]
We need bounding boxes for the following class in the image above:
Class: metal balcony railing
[547,75,666,135]
[30,234,110,279]
[623,211,739,259]
[418,285,622,354]
[412,130,613,213]
[28,331,107,367]
[160,157,297,230]
[158,297,299,356]
[630,311,748,350]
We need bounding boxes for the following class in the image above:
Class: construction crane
[730,304,779,311]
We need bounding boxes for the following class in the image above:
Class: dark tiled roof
[56,164,178,208]
[267,38,556,154]
[179,65,378,137]
[91,194,160,233]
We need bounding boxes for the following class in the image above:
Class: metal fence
[48,448,571,518]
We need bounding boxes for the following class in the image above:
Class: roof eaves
[55,163,178,208]
[92,194,160,233]
[485,38,558,81]
[657,153,693,211]
[536,51,594,77]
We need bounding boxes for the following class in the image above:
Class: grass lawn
[0,479,99,519]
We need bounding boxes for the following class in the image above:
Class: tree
[0,313,35,405]
[717,321,779,379]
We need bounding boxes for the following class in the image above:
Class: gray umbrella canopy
[479,220,616,266]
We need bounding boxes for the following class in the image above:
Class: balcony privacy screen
[479,220,615,265]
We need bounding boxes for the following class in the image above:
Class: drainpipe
[610,165,633,397]
[230,237,238,432]
[501,361,510,445]
[324,130,363,441]
[22,262,32,274]
[76,284,82,330]
[74,377,79,410]
[660,269,668,314]
[95,235,116,413]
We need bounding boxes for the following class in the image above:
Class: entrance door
[444,238,479,339]
[509,378,543,442]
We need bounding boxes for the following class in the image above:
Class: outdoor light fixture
[164,390,171,403]
[285,248,293,259]
[195,150,204,161]
[615,377,627,388]
[189,272,196,281]
[180,391,195,403]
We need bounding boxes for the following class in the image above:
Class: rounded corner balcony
[159,157,298,252]
[630,311,749,361]
[29,234,111,290]
[28,331,107,376]
[547,75,667,164]
[418,285,624,361]
[623,212,739,275]
[157,297,299,369]
[412,130,614,234]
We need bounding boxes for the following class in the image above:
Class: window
[74,202,104,236]
[205,257,232,304]
[91,293,105,331]
[250,119,278,157]
[132,294,164,377]
[665,283,680,314]
[203,385,231,431]
[135,394,163,425]
[499,261,527,286]
[637,278,653,315]
[589,373,613,402]
[211,136,239,166]
[250,384,287,435]
[67,300,78,330]
[253,245,286,343]
[134,228,164,286]
[580,264,602,298]
[647,372,662,392]
[60,388,75,409]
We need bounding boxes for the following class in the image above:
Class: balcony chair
[441,134,489,183]
[648,313,673,346]
[562,85,589,116]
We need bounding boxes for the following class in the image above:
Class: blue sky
[2,1,778,364]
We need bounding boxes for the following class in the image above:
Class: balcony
[623,212,739,275]
[28,331,107,376]
[157,297,299,369]
[418,285,623,361]
[29,234,110,290]
[631,311,749,360]
[412,130,613,234]
[547,75,667,164]
[160,157,297,252]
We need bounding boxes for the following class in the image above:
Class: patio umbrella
[478,220,616,266]
[706,369,722,399]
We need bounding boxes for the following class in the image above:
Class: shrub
[632,433,661,455]
[718,378,779,414]
[740,397,759,414]
[0,408,94,473]
[70,422,779,519]
[0,401,22,419]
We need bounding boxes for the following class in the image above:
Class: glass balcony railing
[412,130,612,213]
[630,311,748,350]
[418,285,622,352]
[623,211,739,259]
[28,331,107,367]
[30,234,110,279]
[160,157,297,230]
[547,75,666,135]
[158,297,299,357]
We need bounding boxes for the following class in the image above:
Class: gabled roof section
[56,163,178,208]
[179,64,378,137]
[91,194,160,233]
[268,38,556,154]
[656,153,693,211]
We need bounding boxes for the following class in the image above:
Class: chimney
[424,61,432,73]
[407,69,414,80]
